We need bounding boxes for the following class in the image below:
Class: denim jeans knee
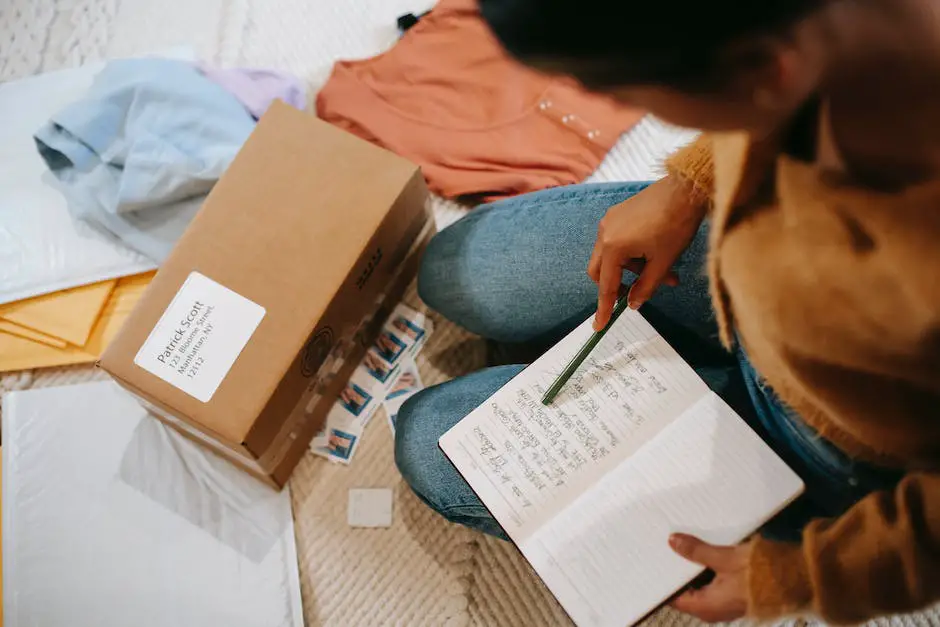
[393,366,522,539]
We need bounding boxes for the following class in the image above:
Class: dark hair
[479,0,827,89]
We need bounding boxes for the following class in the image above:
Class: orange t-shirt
[316,0,644,200]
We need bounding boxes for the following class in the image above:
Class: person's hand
[588,176,706,330]
[669,533,750,623]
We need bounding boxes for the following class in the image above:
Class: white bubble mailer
[2,381,304,627]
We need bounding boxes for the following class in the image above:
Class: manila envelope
[0,280,117,346]
[0,320,68,348]
[0,273,154,373]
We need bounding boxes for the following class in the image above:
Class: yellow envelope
[0,280,117,347]
[0,320,68,348]
[0,273,155,373]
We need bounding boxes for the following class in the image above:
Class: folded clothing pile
[34,58,304,264]
[317,0,645,201]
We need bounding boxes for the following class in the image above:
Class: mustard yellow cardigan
[666,133,940,623]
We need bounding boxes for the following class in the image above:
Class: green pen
[541,294,632,406]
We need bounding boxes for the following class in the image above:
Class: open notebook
[439,308,804,627]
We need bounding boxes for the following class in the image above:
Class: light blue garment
[34,58,256,263]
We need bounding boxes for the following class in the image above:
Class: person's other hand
[668,533,750,623]
[588,176,706,330]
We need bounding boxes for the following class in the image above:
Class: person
[393,0,940,623]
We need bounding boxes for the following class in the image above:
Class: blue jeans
[395,182,904,542]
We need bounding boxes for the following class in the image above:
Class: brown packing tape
[0,279,117,346]
[0,273,154,374]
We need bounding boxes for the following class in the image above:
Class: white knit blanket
[1,1,936,626]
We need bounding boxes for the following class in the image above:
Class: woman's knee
[393,391,446,507]
[417,214,523,341]
[393,366,524,512]
[418,183,646,341]
[416,222,466,320]
[394,387,509,539]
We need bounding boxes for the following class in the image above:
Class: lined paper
[440,310,708,539]
[439,309,803,627]
[522,394,803,626]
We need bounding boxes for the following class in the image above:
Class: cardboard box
[100,102,433,488]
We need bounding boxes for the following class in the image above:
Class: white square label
[134,271,266,402]
[347,488,394,528]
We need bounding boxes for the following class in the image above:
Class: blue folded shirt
[35,58,256,263]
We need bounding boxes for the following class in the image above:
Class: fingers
[587,240,603,283]
[593,257,623,331]
[669,534,742,570]
[623,260,679,287]
[627,256,672,310]
[621,259,644,277]
[590,210,680,326]
[671,585,745,623]
[671,587,713,619]
[591,255,679,329]
[670,566,749,624]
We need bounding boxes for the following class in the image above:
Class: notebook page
[439,309,709,541]
[521,393,803,627]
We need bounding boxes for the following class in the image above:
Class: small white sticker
[347,488,394,528]
[134,271,266,402]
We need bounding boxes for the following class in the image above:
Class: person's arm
[664,135,940,623]
[748,472,940,623]
[588,134,716,330]
[664,134,715,207]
